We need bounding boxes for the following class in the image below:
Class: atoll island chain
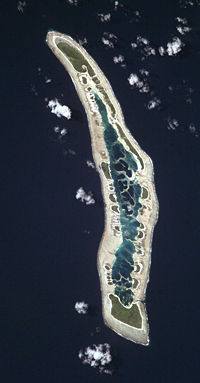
[46,31,159,345]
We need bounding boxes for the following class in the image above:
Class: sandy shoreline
[46,31,159,345]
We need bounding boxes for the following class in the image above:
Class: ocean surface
[1,0,200,381]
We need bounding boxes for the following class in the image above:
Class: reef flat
[46,31,159,345]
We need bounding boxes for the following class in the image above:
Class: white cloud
[84,229,91,234]
[140,68,149,76]
[76,187,95,205]
[54,126,60,133]
[60,128,67,136]
[166,37,183,56]
[86,160,95,169]
[113,54,125,64]
[179,0,200,8]
[45,77,52,83]
[48,99,71,119]
[176,16,188,24]
[128,73,140,86]
[167,117,179,130]
[176,26,191,34]
[128,72,150,93]
[37,67,52,85]
[67,0,79,5]
[64,148,76,156]
[17,1,26,13]
[108,33,117,40]
[54,126,67,136]
[135,10,141,18]
[188,123,198,136]
[176,17,191,35]
[127,203,133,212]
[137,36,149,45]
[78,37,88,46]
[102,32,117,48]
[78,343,112,373]
[131,42,138,49]
[114,1,119,10]
[131,36,156,60]
[97,13,111,22]
[102,37,114,48]
[186,97,192,104]
[158,46,165,56]
[75,301,88,314]
[146,97,161,110]
[159,37,184,56]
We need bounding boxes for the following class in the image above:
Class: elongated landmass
[46,31,159,345]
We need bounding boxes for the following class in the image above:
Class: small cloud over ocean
[76,187,95,205]
[78,343,112,374]
[75,301,88,314]
[48,99,72,119]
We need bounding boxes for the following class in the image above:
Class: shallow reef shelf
[46,31,159,345]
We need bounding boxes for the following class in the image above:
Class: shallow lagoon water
[95,94,142,306]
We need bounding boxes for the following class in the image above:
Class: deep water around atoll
[1,0,200,382]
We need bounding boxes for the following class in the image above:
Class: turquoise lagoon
[95,94,142,307]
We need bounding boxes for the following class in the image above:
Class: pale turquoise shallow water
[95,94,142,306]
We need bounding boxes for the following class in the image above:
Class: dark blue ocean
[1,0,200,381]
